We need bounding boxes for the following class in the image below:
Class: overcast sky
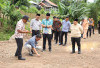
[88,0,94,3]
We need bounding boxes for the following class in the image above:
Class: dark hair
[46,13,50,16]
[66,16,69,18]
[36,34,41,38]
[22,15,29,21]
[74,19,78,21]
[57,17,59,19]
[36,14,40,16]
[53,16,56,19]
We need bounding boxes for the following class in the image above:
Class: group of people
[14,13,96,60]
[80,18,95,39]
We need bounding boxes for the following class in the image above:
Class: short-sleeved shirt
[30,18,42,30]
[62,20,71,32]
[42,19,53,34]
[25,36,37,48]
[15,19,25,38]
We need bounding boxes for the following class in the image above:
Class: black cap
[22,15,29,21]
[53,16,56,19]
[74,19,78,21]
[46,13,50,16]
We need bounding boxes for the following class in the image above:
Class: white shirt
[15,19,25,38]
[71,24,83,37]
[30,18,42,30]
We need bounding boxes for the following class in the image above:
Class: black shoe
[59,43,62,45]
[41,49,46,52]
[15,54,18,57]
[18,57,26,60]
[29,53,33,56]
[71,51,75,54]
[78,51,81,54]
[63,44,66,46]
[49,49,51,52]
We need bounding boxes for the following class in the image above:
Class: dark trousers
[98,27,100,34]
[15,38,23,58]
[32,30,40,37]
[92,26,95,34]
[55,31,61,43]
[61,31,68,44]
[43,34,52,50]
[71,37,81,52]
[52,30,55,40]
[87,28,91,37]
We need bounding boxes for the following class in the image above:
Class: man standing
[87,18,93,37]
[41,13,53,52]
[30,14,42,37]
[60,16,71,46]
[71,19,83,54]
[25,34,41,57]
[52,16,62,44]
[15,15,31,60]
[98,20,100,34]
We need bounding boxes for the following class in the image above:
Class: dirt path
[0,30,100,68]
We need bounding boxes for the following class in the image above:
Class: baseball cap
[22,15,29,22]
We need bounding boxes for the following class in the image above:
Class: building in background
[39,0,58,12]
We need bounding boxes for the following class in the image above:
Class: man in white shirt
[15,15,31,60]
[70,19,83,54]
[30,14,42,37]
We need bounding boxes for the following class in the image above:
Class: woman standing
[82,19,89,39]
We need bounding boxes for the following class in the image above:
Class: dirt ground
[0,30,100,68]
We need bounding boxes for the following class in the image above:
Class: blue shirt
[25,36,37,48]
[42,19,53,34]
[62,20,71,32]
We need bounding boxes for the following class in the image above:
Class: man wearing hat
[70,19,83,54]
[41,13,53,52]
[14,15,31,60]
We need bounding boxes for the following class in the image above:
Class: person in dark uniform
[98,20,100,34]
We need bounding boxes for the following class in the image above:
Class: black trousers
[55,31,61,43]
[61,31,68,44]
[15,38,23,58]
[92,26,95,34]
[98,27,100,34]
[87,28,91,37]
[32,30,40,37]
[71,37,81,52]
[52,30,55,40]
[43,34,52,50]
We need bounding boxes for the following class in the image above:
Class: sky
[88,0,94,3]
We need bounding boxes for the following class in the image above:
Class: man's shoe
[78,51,81,54]
[63,44,66,46]
[29,53,33,56]
[18,57,26,60]
[41,49,46,52]
[71,51,75,54]
[59,43,62,45]
[49,49,51,52]
[15,54,18,57]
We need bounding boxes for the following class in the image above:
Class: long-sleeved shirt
[62,20,71,32]
[53,20,62,32]
[71,24,83,38]
[30,18,42,30]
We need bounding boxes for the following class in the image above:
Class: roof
[29,1,37,5]
[39,2,52,7]
[45,0,57,7]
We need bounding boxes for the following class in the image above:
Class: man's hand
[37,54,40,57]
